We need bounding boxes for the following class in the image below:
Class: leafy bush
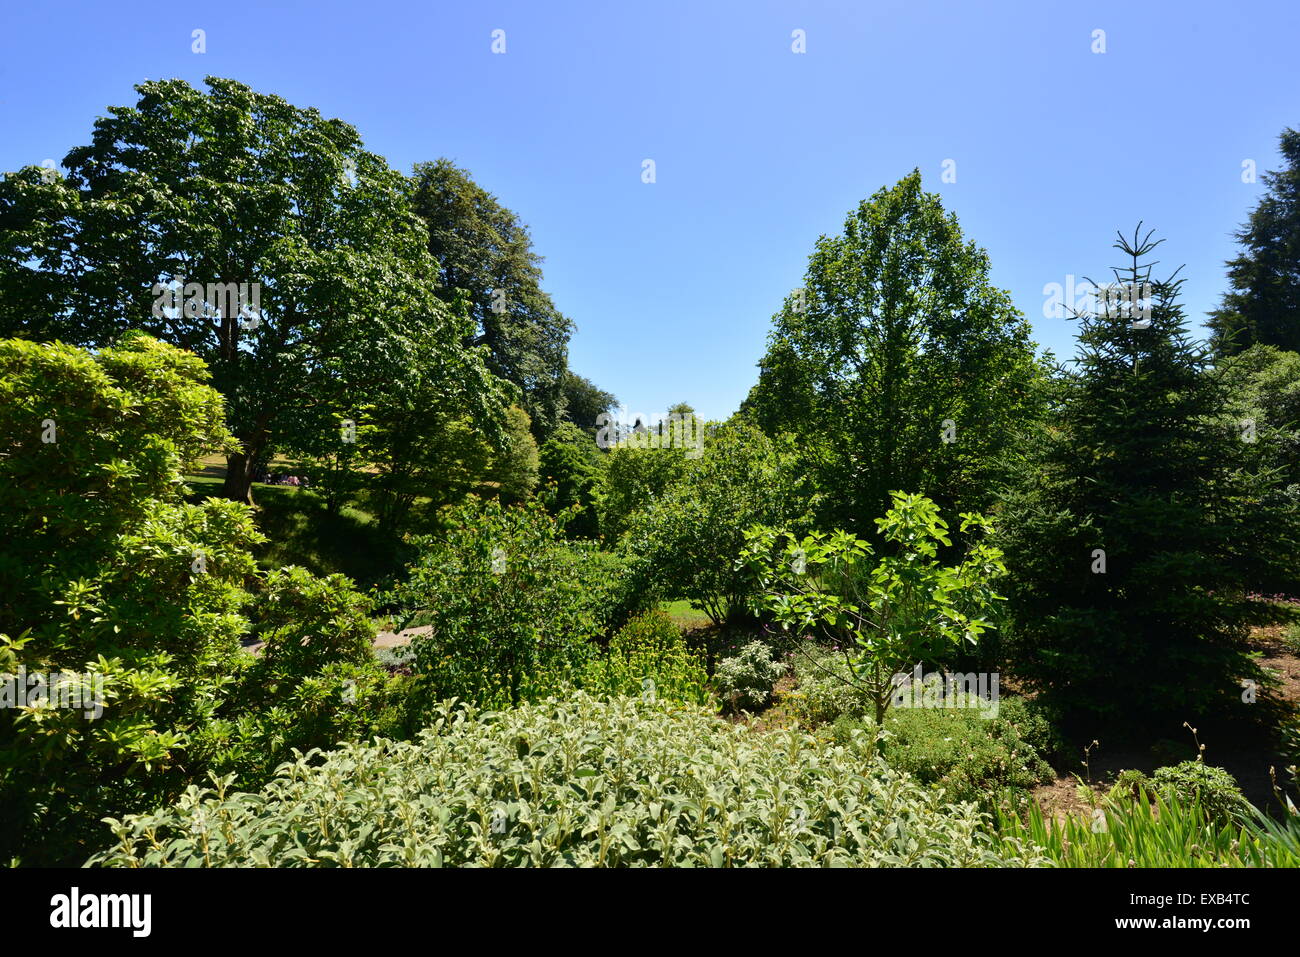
[390,497,605,712]
[830,705,1055,813]
[580,611,712,706]
[0,335,261,864]
[245,566,376,676]
[196,566,411,785]
[622,421,810,626]
[740,492,1006,724]
[538,422,605,540]
[716,641,787,713]
[90,693,1048,868]
[0,336,421,864]
[786,642,873,726]
[194,661,412,787]
[1149,761,1250,826]
[598,442,690,542]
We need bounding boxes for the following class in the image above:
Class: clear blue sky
[2,0,1295,421]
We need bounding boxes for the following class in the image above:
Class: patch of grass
[659,598,714,629]
[183,476,411,589]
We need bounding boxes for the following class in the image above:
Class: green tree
[538,421,605,539]
[390,497,603,710]
[410,158,574,439]
[745,171,1044,535]
[998,228,1300,727]
[0,77,506,504]
[485,404,541,504]
[1219,343,1300,490]
[624,421,812,626]
[598,442,692,542]
[739,492,1006,725]
[560,371,618,437]
[1208,128,1300,355]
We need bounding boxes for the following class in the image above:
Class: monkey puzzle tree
[0,77,507,503]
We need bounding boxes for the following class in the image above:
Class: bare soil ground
[1029,624,1300,822]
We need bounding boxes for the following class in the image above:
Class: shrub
[1149,761,1250,826]
[786,642,873,726]
[580,611,712,706]
[390,497,605,712]
[197,566,411,785]
[0,335,261,864]
[1283,622,1300,656]
[537,422,605,540]
[716,641,787,713]
[740,492,1006,724]
[0,336,423,864]
[90,693,1048,868]
[246,566,376,677]
[830,704,1056,812]
[621,421,810,626]
[194,661,412,787]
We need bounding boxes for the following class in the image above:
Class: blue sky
[2,0,1296,421]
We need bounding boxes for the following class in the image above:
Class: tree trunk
[223,420,270,506]
[222,449,257,505]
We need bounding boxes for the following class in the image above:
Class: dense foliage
[0,77,509,504]
[390,497,611,711]
[743,171,1046,535]
[997,229,1300,725]
[90,694,1047,867]
[623,420,811,625]
[741,493,1007,723]
[1208,128,1300,355]
[0,336,407,864]
[579,611,712,706]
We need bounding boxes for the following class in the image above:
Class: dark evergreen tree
[409,159,574,439]
[560,371,617,437]
[1208,128,1300,355]
[999,226,1298,728]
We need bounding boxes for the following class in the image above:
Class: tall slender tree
[999,227,1298,727]
[745,171,1045,536]
[409,159,573,439]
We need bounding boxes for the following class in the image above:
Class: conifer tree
[999,226,1298,727]
[1209,128,1300,355]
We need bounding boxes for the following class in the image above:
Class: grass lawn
[660,598,714,629]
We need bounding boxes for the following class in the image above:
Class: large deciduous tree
[409,158,573,440]
[743,171,1045,536]
[0,77,506,503]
